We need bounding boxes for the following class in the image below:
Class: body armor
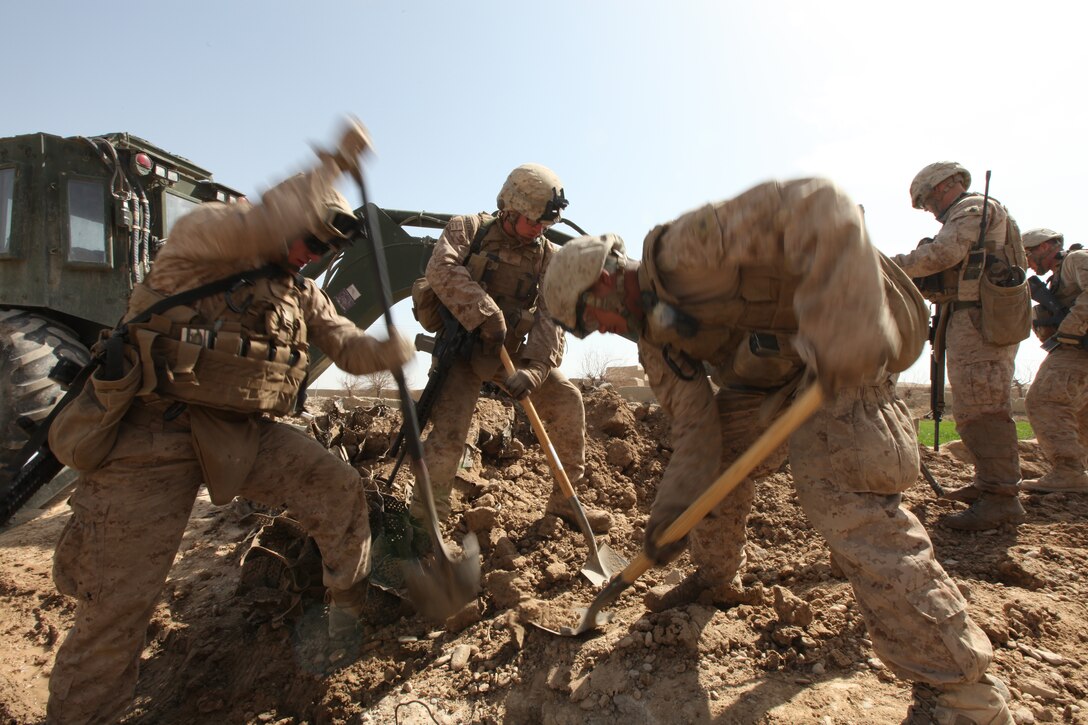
[463,214,550,345]
[123,271,310,416]
[915,193,1025,304]
[639,222,926,388]
[638,222,804,389]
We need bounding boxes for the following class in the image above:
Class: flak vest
[638,225,927,390]
[462,214,550,349]
[123,271,310,416]
[918,193,1026,305]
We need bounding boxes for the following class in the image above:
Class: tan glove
[794,333,888,396]
[478,312,507,346]
[505,362,549,400]
[313,116,374,177]
[335,116,373,173]
[643,502,689,567]
[373,329,415,372]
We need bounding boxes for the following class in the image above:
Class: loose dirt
[1,387,1086,724]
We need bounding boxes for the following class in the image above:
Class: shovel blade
[527,606,613,637]
[581,543,628,587]
[531,570,632,637]
[402,532,481,623]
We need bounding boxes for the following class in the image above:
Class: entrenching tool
[534,384,825,636]
[349,140,480,623]
[499,348,628,587]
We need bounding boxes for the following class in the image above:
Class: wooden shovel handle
[621,384,826,585]
[499,347,577,499]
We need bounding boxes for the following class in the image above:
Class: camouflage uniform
[413,214,586,522]
[892,194,1022,501]
[47,161,399,725]
[1026,249,1088,484]
[639,179,1009,723]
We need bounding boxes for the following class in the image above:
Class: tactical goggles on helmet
[537,188,568,224]
[303,212,363,256]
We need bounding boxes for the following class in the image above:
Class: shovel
[534,384,824,636]
[348,133,480,622]
[499,348,628,587]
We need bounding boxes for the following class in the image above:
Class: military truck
[0,131,574,522]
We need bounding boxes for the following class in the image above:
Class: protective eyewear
[555,290,597,338]
[304,212,364,256]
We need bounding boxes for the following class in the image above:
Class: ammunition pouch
[730,333,800,387]
[410,277,444,333]
[129,318,308,417]
[48,347,142,472]
[978,266,1031,346]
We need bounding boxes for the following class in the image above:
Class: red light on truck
[133,153,153,176]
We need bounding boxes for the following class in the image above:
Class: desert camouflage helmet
[310,188,360,247]
[910,161,971,209]
[542,233,626,335]
[1022,228,1064,249]
[497,163,568,224]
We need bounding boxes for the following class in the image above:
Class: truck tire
[0,309,91,477]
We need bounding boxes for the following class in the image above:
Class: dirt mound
[2,388,1087,724]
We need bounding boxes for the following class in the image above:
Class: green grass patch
[916,419,1034,448]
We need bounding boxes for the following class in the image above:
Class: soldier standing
[1022,228,1088,493]
[46,121,415,724]
[413,164,610,532]
[542,178,1013,725]
[892,162,1027,530]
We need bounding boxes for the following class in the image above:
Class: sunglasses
[303,235,334,256]
[303,212,365,256]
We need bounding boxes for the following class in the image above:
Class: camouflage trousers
[691,380,994,688]
[946,307,1021,495]
[47,404,372,725]
[1026,346,1088,472]
[411,356,585,522]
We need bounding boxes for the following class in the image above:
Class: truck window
[0,168,13,255]
[67,178,108,264]
[164,191,199,237]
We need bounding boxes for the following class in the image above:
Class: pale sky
[6,0,1085,389]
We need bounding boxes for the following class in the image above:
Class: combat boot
[1022,468,1088,493]
[932,674,1013,725]
[326,578,370,640]
[940,494,1025,531]
[943,485,982,504]
[545,490,612,533]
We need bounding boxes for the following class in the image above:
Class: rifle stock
[1028,275,1068,328]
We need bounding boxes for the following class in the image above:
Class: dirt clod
[2,387,1087,724]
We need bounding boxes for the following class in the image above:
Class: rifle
[384,307,478,483]
[928,305,948,453]
[1028,274,1088,352]
[920,461,946,497]
[1028,275,1068,329]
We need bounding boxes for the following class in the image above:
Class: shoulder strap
[462,215,495,263]
[125,263,287,327]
